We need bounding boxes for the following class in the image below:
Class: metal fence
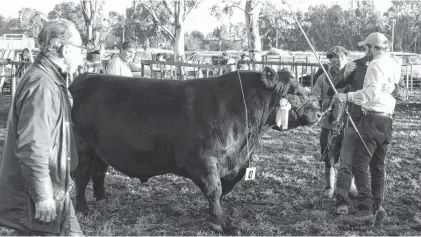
[1,58,420,99]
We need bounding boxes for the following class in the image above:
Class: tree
[211,0,263,57]
[5,8,46,39]
[385,1,421,52]
[48,2,86,38]
[185,30,204,51]
[135,0,203,64]
[81,0,101,40]
[102,11,126,48]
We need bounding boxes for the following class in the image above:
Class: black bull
[69,67,320,232]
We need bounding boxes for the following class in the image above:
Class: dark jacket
[311,64,347,130]
[0,53,78,234]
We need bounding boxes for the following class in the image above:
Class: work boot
[342,208,375,226]
[349,177,358,198]
[324,167,335,199]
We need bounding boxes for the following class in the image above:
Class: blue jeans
[336,126,356,205]
[352,114,392,211]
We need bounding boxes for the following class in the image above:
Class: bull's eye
[280,98,289,107]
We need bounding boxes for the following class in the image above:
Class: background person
[105,40,136,77]
[311,45,350,199]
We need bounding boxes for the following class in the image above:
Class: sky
[1,0,393,34]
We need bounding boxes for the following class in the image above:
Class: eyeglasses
[64,43,86,54]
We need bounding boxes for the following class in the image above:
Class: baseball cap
[326,46,349,58]
[358,32,389,48]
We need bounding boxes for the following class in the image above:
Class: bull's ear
[262,67,279,88]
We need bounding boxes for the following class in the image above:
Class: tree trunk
[174,0,185,80]
[81,0,96,41]
[86,20,93,40]
[244,0,262,58]
[275,28,279,49]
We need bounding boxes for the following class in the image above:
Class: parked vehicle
[390,52,421,87]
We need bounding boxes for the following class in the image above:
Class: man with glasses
[335,32,402,226]
[311,46,353,199]
[0,18,84,236]
[105,41,136,77]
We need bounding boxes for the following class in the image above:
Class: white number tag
[245,167,256,181]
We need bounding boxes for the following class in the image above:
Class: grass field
[0,92,420,236]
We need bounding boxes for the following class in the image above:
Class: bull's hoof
[209,222,223,233]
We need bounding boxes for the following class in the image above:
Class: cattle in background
[69,67,320,232]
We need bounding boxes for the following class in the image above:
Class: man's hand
[381,83,396,94]
[34,197,57,223]
[333,93,348,103]
[344,61,357,78]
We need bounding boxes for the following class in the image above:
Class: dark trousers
[320,127,343,168]
[352,114,393,211]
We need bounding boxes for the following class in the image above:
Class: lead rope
[237,70,252,168]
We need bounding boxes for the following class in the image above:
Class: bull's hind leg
[221,167,247,196]
[75,146,95,213]
[91,156,109,201]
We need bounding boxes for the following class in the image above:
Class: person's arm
[348,62,382,105]
[311,74,324,99]
[15,80,59,202]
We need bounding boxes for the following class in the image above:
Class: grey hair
[37,18,77,57]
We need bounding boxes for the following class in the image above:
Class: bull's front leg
[193,161,225,233]
[75,146,95,213]
[91,156,109,202]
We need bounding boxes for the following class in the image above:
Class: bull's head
[262,67,321,130]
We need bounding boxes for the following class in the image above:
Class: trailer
[0,34,35,50]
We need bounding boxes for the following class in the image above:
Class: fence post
[405,65,409,90]
[11,64,16,99]
[410,64,413,91]
[0,64,5,93]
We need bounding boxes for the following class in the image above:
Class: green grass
[1,92,421,236]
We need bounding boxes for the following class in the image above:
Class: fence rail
[1,59,420,99]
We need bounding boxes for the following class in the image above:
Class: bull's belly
[93,135,178,179]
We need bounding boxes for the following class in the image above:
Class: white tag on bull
[245,167,256,181]
[276,98,291,130]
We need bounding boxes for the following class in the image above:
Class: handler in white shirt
[335,32,402,226]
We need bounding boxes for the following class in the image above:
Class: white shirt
[105,55,133,77]
[348,53,402,114]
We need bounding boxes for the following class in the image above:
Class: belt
[363,110,393,118]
